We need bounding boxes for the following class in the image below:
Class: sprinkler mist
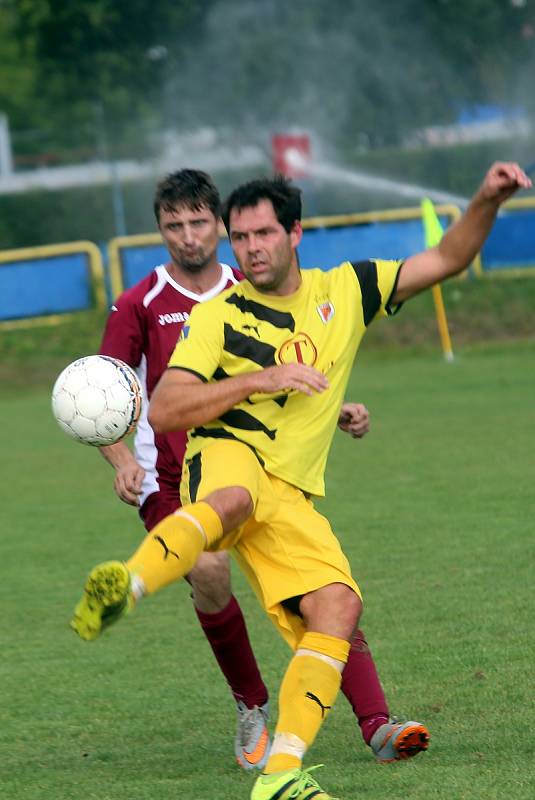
[284,147,469,207]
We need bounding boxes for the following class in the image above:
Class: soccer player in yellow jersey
[72,161,531,800]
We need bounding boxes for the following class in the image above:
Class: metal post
[0,113,14,177]
[95,103,127,237]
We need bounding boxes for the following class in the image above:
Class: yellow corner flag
[421,199,454,362]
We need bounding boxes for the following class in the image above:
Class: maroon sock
[195,595,268,708]
[341,628,390,745]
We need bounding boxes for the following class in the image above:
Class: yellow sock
[126,502,223,594]
[265,631,350,773]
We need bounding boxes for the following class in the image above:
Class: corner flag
[421,199,454,362]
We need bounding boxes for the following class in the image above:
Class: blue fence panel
[217,238,238,268]
[120,243,169,288]
[115,218,448,293]
[0,253,92,321]
[298,219,431,269]
[481,209,535,270]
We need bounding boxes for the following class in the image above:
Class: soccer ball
[51,355,143,446]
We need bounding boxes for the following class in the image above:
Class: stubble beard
[175,249,212,274]
[247,272,279,292]
[245,258,291,294]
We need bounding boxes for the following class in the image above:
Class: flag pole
[421,198,454,362]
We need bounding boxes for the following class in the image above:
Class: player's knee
[301,583,362,639]
[343,587,363,629]
[325,583,361,628]
[205,486,253,532]
[189,551,231,587]
[188,551,232,611]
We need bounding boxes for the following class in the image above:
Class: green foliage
[11,0,217,147]
[2,0,534,160]
[0,2,534,247]
[415,0,535,109]
[0,2,35,126]
[159,0,535,148]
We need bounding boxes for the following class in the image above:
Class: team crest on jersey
[316,301,335,323]
[179,325,190,341]
[278,333,317,366]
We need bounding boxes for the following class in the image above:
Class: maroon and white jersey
[99,262,241,507]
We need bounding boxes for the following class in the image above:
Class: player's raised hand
[338,402,370,438]
[114,461,145,506]
[479,162,532,205]
[254,363,329,397]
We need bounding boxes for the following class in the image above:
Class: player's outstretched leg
[370,720,430,763]
[251,765,332,800]
[70,561,133,641]
[235,701,270,771]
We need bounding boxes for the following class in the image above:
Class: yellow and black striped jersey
[168,259,402,496]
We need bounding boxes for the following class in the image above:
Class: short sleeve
[99,294,144,367]
[350,259,403,324]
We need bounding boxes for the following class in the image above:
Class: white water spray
[285,147,468,207]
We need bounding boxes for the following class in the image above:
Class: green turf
[1,341,535,799]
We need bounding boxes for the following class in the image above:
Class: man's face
[158,203,220,273]
[229,199,302,294]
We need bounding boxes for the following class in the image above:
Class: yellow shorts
[181,439,361,650]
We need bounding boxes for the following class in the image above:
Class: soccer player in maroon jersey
[95,169,428,767]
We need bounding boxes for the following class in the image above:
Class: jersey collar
[158,263,236,301]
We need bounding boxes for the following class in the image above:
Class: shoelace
[288,765,325,798]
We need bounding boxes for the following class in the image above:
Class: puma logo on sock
[305,691,331,718]
[154,535,180,561]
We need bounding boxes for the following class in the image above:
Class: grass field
[1,336,534,799]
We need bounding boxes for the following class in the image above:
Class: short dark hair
[153,169,221,223]
[222,175,302,233]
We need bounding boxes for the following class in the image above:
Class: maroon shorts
[139,485,181,532]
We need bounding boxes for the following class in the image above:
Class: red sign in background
[272,134,311,177]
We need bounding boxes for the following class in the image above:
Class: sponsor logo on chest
[158,311,190,326]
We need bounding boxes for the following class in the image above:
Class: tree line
[1,0,533,163]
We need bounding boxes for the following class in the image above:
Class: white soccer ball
[51,355,143,446]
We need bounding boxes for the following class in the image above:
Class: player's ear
[290,220,303,248]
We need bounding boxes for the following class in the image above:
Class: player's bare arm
[99,441,145,506]
[149,363,329,433]
[338,402,370,439]
[393,162,532,303]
